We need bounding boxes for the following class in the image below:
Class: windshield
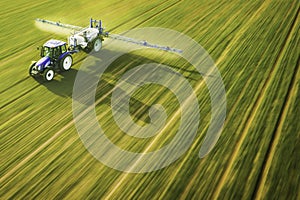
[41,46,52,57]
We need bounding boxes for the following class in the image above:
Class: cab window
[53,48,60,59]
[42,47,52,57]
[61,45,67,53]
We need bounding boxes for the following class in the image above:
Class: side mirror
[37,46,40,50]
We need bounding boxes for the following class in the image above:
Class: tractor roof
[44,39,66,48]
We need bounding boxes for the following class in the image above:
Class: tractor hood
[36,56,50,67]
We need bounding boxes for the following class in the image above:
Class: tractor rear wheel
[83,38,102,53]
[43,68,55,81]
[60,55,73,71]
[93,38,102,52]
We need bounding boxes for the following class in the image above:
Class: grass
[0,0,299,199]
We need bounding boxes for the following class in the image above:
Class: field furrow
[0,0,299,199]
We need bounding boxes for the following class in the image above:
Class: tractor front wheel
[29,62,37,77]
[43,68,55,81]
[60,55,73,71]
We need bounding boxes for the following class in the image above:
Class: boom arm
[108,34,183,54]
[35,18,183,54]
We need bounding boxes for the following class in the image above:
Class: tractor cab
[40,39,67,60]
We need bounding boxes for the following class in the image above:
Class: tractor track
[211,3,300,199]
[0,0,182,110]
[0,0,184,185]
[252,8,300,199]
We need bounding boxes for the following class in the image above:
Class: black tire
[29,62,37,77]
[43,68,55,81]
[83,44,93,53]
[83,37,102,53]
[60,54,73,71]
[93,38,102,52]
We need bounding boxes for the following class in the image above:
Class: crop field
[0,0,299,199]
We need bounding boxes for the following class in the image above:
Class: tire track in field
[0,0,180,108]
[252,8,300,199]
[177,0,227,35]
[211,3,299,199]
[0,0,184,184]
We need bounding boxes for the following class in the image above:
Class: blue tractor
[29,39,74,81]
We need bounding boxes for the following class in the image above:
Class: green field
[0,0,299,199]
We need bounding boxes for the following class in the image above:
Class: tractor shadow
[33,68,79,98]
[36,48,205,123]
[37,48,206,97]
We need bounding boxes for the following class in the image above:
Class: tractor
[30,18,183,82]
[29,39,74,81]
[29,19,106,81]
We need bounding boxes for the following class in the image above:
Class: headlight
[37,65,42,71]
